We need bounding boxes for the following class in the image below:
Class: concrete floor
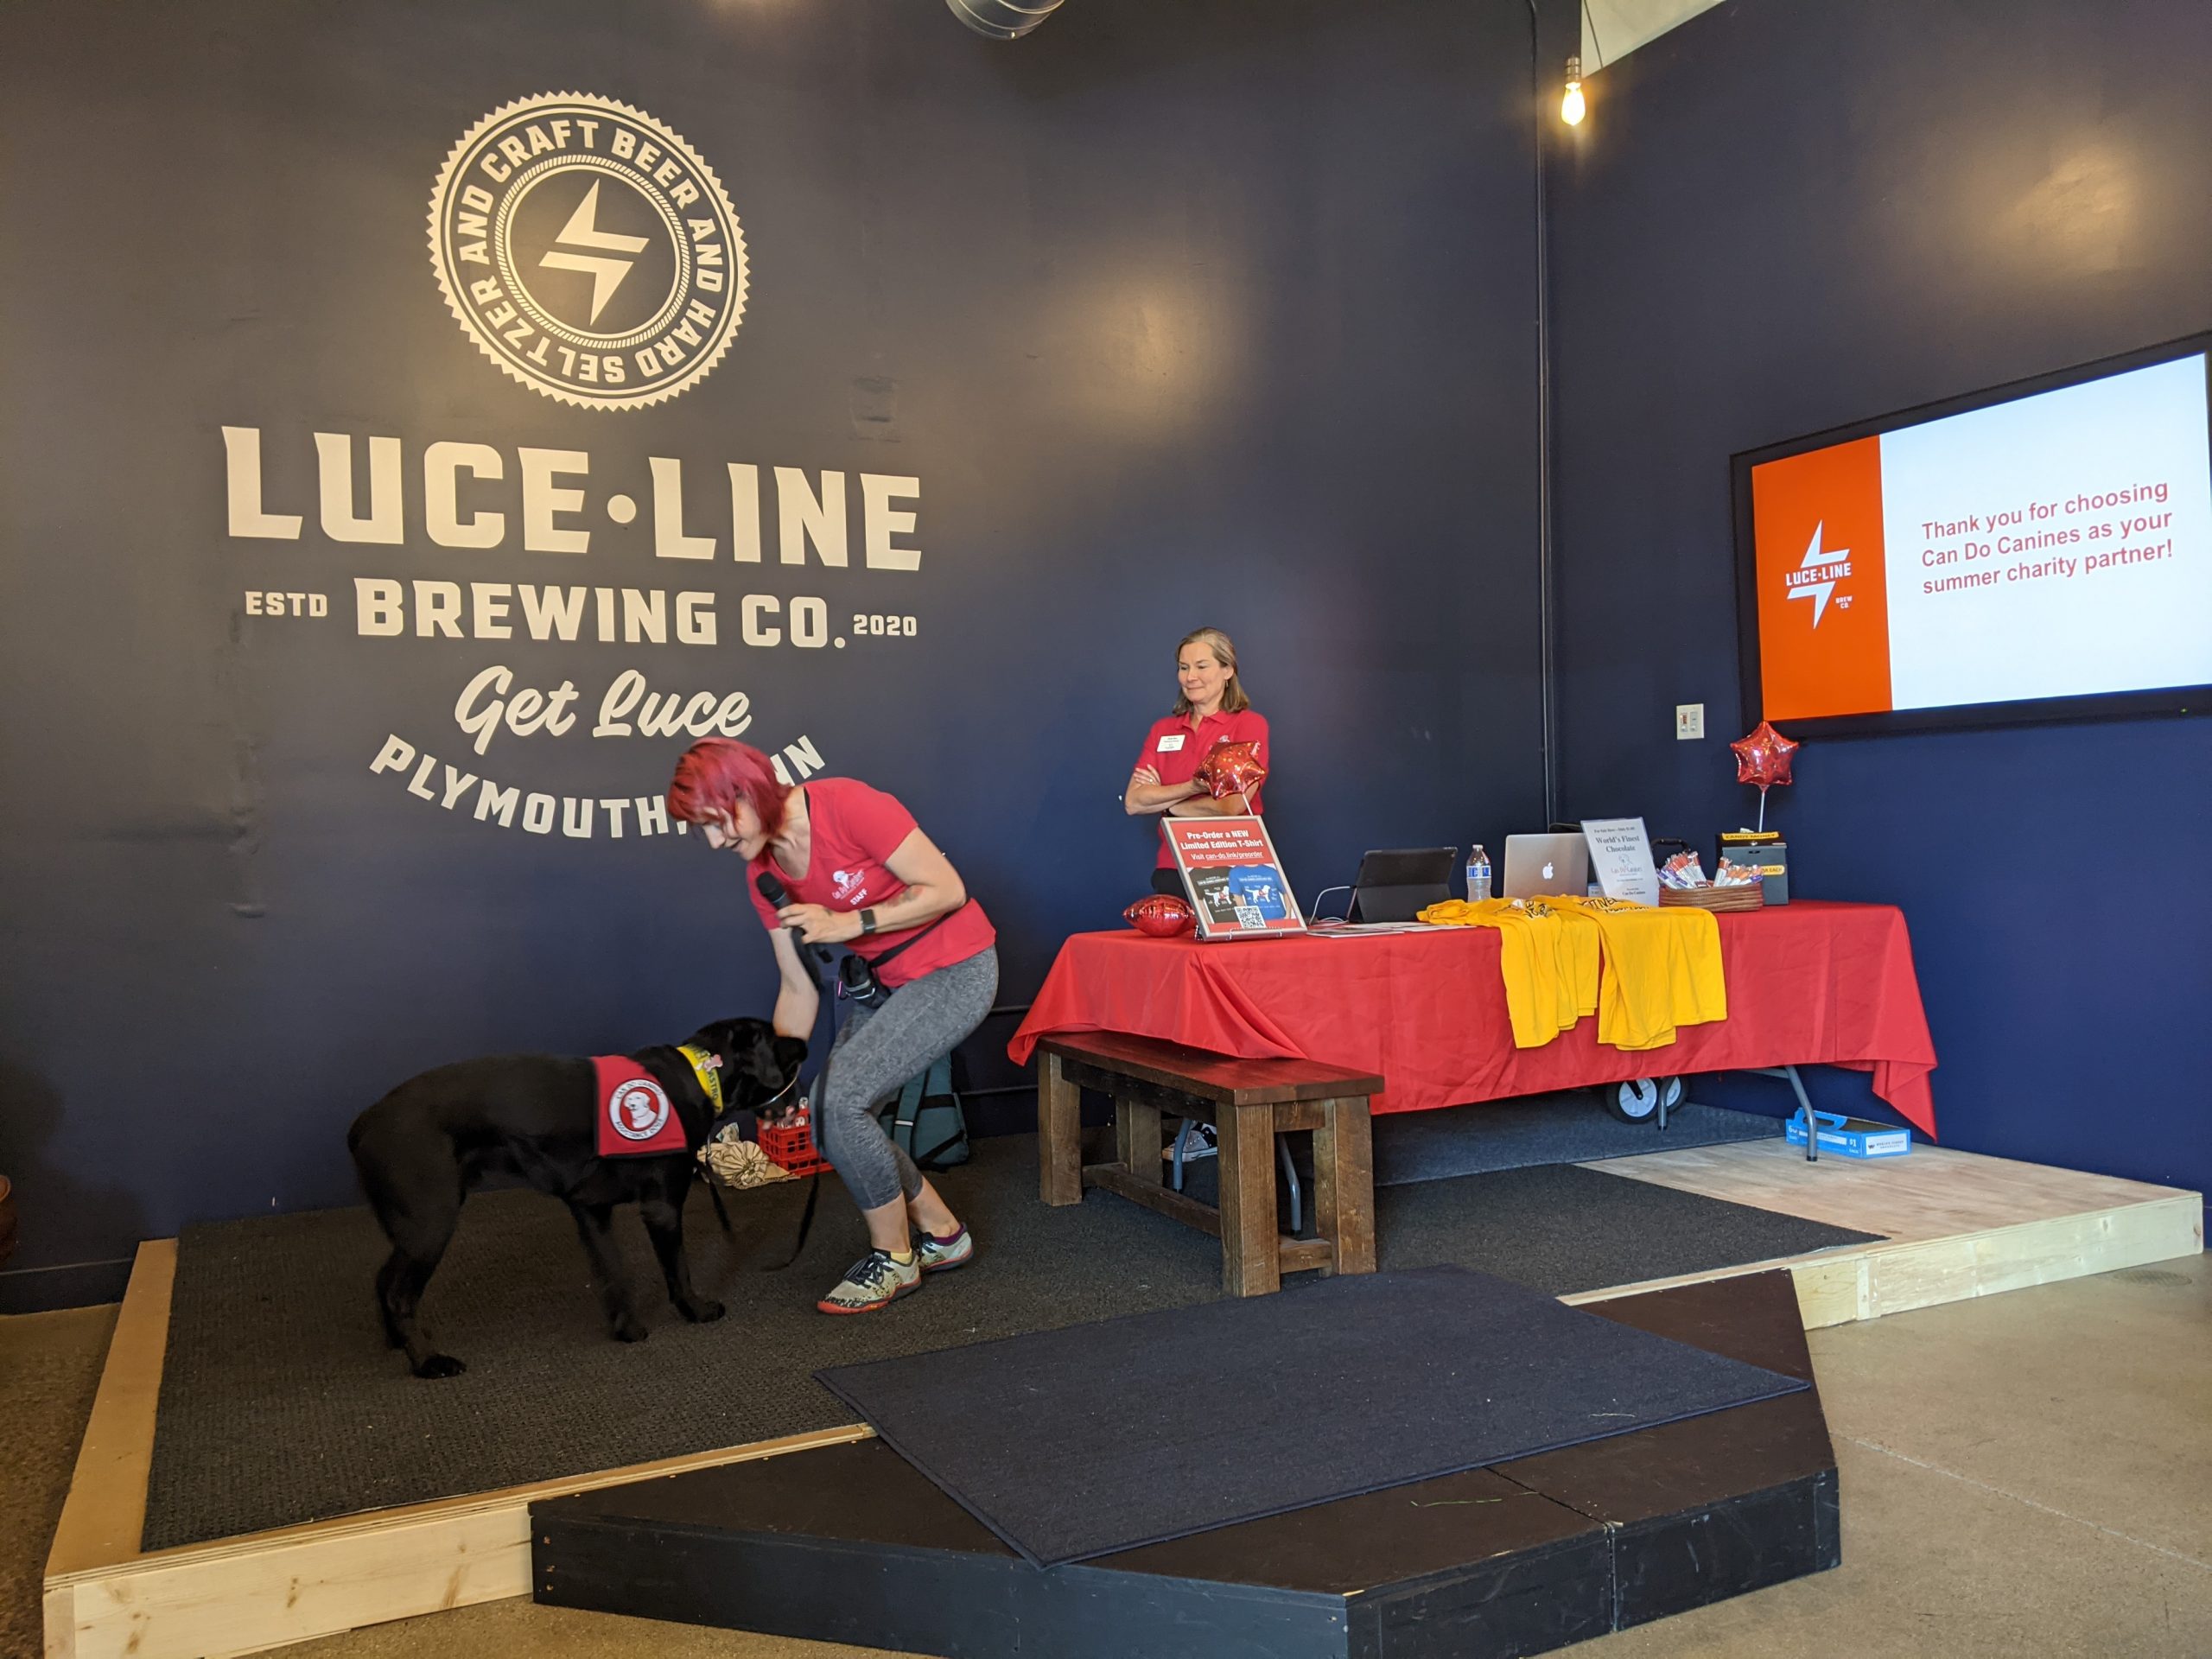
[6,1255,2208,1659]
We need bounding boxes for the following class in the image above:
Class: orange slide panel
[1750,435,1894,720]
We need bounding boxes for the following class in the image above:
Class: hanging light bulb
[1560,54,1586,126]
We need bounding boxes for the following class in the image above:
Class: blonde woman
[1124,626,1271,896]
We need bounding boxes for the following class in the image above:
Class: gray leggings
[815,946,999,1211]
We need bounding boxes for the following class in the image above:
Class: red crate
[759,1107,834,1177]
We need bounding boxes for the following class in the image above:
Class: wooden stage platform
[43,1141,2201,1659]
[1579,1139,2201,1328]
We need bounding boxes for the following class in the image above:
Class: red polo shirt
[1134,708,1271,869]
[747,778,995,989]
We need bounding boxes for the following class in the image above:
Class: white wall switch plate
[1675,702,1705,741]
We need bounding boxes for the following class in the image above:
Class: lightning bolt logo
[1788,521,1847,626]
[431,93,749,407]
[538,181,651,324]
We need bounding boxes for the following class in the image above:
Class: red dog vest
[594,1056,690,1157]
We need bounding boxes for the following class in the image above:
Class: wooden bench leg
[1215,1100,1281,1297]
[1039,1050,1082,1206]
[1315,1096,1376,1277]
[1114,1097,1162,1185]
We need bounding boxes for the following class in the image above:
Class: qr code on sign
[1234,906,1265,930]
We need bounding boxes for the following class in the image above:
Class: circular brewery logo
[429,93,749,410]
[609,1077,673,1141]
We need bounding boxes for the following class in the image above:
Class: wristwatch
[858,907,879,935]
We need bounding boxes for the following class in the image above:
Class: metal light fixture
[1560,54,1586,125]
[945,0,1066,41]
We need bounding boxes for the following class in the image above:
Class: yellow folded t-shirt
[1550,895,1727,1051]
[1418,897,1581,1048]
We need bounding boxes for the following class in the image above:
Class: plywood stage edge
[1573,1139,2202,1327]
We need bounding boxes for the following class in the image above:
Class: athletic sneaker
[817,1249,921,1314]
[1162,1122,1217,1162]
[914,1224,975,1274]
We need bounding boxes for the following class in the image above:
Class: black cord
[1524,0,1559,829]
[1306,883,1353,925]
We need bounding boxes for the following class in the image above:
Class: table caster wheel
[1606,1077,1682,1123]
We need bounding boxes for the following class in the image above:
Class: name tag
[1156,734,1185,752]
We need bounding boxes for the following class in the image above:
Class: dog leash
[765,1173,823,1272]
[690,1060,817,1265]
[755,1068,822,1270]
[679,1041,741,1234]
[689,1047,804,1237]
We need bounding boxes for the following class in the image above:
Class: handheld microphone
[755,871,834,966]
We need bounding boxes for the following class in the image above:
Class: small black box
[1718,831,1789,905]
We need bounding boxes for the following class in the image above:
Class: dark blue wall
[1548,0,2212,1193]
[0,0,1547,1304]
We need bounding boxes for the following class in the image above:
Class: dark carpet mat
[143,1137,1224,1550]
[1377,1162,1878,1293]
[1167,1158,1880,1295]
[143,1137,1878,1548]
[1372,1094,1781,1185]
[817,1265,1808,1566]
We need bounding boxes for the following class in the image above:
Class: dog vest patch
[594,1057,688,1157]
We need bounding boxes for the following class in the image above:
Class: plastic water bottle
[1465,843,1491,902]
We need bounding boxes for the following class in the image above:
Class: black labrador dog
[348,1017,805,1378]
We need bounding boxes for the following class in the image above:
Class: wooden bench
[1036,1031,1381,1297]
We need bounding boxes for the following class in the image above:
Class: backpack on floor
[882,1053,969,1172]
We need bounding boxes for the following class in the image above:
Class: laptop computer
[1346,847,1458,923]
[1501,832,1590,899]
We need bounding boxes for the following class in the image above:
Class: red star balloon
[1730,721,1799,789]
[1194,739,1268,801]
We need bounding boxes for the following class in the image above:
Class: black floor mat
[1372,1095,1781,1185]
[1378,1161,1876,1293]
[817,1265,1808,1566]
[142,1136,1877,1548]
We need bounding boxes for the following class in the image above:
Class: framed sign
[1580,817,1661,907]
[1163,817,1306,940]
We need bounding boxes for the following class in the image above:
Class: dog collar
[677,1043,726,1116]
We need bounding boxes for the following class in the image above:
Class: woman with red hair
[669,740,997,1314]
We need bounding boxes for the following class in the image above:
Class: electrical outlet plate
[1675,703,1705,741]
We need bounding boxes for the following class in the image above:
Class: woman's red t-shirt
[747,778,995,989]
[1133,708,1271,869]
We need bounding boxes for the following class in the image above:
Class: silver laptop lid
[1500,832,1590,899]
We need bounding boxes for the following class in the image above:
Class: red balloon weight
[1730,721,1799,788]
[1123,893,1197,937]
[1195,739,1268,801]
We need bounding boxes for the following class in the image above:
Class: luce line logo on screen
[1785,523,1852,626]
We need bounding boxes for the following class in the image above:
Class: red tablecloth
[1009,899,1938,1135]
